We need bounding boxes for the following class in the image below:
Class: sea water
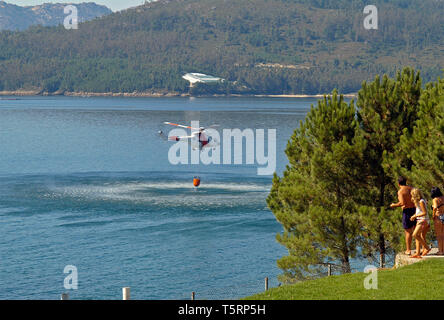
[0,96,365,300]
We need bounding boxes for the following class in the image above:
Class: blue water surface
[0,96,362,300]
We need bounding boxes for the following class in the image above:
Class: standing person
[409,188,431,258]
[431,187,444,255]
[390,176,416,255]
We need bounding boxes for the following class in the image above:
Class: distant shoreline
[0,90,357,98]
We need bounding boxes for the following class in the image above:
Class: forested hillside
[0,0,442,95]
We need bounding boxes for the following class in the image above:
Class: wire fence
[59,259,397,300]
[177,277,281,300]
[175,260,394,300]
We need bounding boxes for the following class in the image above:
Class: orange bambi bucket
[193,177,201,187]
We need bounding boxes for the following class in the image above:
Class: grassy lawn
[246,259,444,300]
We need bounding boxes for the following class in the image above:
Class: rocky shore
[0,90,357,98]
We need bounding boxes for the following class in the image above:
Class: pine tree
[356,67,422,267]
[392,77,444,195]
[267,90,365,282]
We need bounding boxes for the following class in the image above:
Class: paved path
[395,248,444,268]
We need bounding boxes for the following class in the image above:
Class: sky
[4,1,151,12]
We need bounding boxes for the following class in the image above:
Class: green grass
[245,260,444,300]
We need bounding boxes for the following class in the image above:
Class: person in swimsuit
[409,188,431,258]
[390,176,417,255]
[431,187,444,255]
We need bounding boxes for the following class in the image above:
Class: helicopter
[158,122,220,151]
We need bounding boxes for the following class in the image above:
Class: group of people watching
[390,176,444,258]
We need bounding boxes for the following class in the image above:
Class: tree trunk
[340,216,352,273]
[379,234,385,268]
[378,177,386,268]
[341,256,351,273]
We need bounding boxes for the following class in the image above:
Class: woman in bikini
[431,187,444,255]
[410,188,431,258]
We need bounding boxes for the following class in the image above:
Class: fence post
[265,277,269,291]
[61,293,69,300]
[123,287,130,300]
[327,264,332,276]
[191,292,195,300]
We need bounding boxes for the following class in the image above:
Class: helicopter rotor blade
[164,122,200,130]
